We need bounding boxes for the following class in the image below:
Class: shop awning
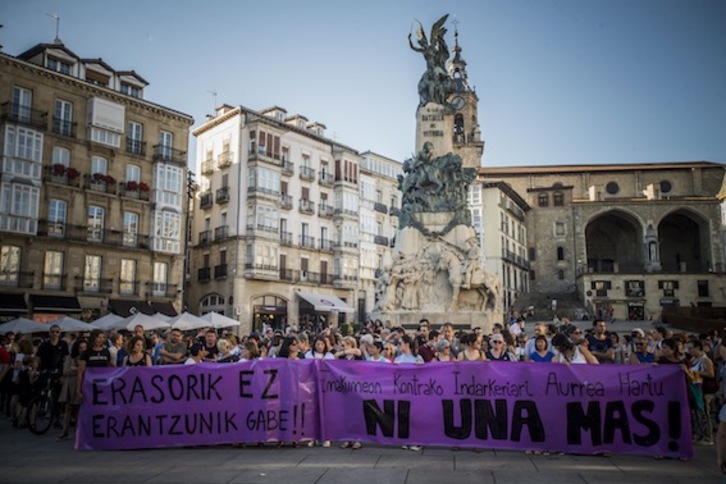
[30,295,82,313]
[108,299,154,317]
[151,301,178,317]
[0,293,27,314]
[296,292,354,313]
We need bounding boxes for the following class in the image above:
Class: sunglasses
[491,340,503,345]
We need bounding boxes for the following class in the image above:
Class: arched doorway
[658,210,710,272]
[199,293,225,315]
[585,210,643,272]
[251,295,288,332]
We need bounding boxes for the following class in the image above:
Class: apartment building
[0,40,193,321]
[190,104,391,334]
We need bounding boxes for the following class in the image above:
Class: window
[528,247,536,261]
[592,280,612,297]
[605,182,619,195]
[0,183,40,234]
[658,280,678,297]
[153,210,181,253]
[47,57,71,75]
[123,212,139,246]
[91,156,107,176]
[126,164,141,183]
[537,193,548,207]
[43,251,63,289]
[248,167,280,194]
[87,206,105,242]
[54,99,73,137]
[120,83,141,98]
[255,205,278,231]
[48,199,66,236]
[83,255,102,292]
[154,164,183,208]
[626,280,645,298]
[0,246,21,286]
[200,294,225,315]
[697,280,710,298]
[660,180,672,194]
[152,262,168,296]
[12,87,32,123]
[553,191,564,206]
[3,125,43,179]
[120,259,136,295]
[159,130,173,159]
[52,146,70,168]
[127,122,143,154]
[558,270,564,280]
[557,247,564,261]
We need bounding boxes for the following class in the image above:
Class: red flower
[138,182,150,192]
[126,180,139,191]
[105,175,116,185]
[67,167,80,179]
[52,164,66,176]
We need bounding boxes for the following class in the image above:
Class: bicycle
[27,370,63,436]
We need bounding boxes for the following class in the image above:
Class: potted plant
[92,172,105,183]
[138,182,150,192]
[52,164,66,176]
[125,180,139,191]
[67,167,80,179]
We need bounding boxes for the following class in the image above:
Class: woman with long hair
[123,336,152,367]
[57,338,88,440]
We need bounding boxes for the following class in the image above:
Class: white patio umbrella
[123,312,171,332]
[169,312,211,331]
[151,313,172,322]
[92,313,125,331]
[200,311,240,329]
[53,316,98,332]
[0,317,47,334]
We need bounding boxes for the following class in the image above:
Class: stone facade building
[479,162,726,321]
[190,105,400,334]
[0,41,192,321]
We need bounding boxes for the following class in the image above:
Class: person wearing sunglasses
[629,337,656,364]
[486,334,516,361]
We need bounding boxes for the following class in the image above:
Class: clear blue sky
[2,0,725,167]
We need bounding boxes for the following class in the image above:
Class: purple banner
[76,360,692,458]
[317,361,692,458]
[76,359,318,450]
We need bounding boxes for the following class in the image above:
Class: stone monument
[372,15,503,331]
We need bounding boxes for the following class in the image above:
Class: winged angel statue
[408,14,454,107]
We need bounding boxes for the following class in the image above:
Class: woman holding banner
[457,333,487,362]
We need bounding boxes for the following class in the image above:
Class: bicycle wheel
[28,394,54,435]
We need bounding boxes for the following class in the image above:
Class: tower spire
[448,22,471,93]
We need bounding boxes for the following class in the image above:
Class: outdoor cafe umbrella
[123,312,171,332]
[151,313,172,322]
[53,316,98,332]
[200,311,240,329]
[169,312,210,332]
[0,317,47,334]
[91,313,125,331]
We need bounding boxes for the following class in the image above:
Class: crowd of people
[0,316,725,463]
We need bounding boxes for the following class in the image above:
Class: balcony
[280,231,294,246]
[198,267,211,282]
[319,171,334,186]
[42,274,66,291]
[145,282,179,299]
[0,271,34,288]
[36,220,151,249]
[389,207,401,217]
[198,230,211,245]
[374,235,389,247]
[126,139,146,157]
[119,280,139,296]
[299,271,321,284]
[281,160,294,176]
[334,208,358,218]
[44,165,81,188]
[217,151,232,168]
[0,102,47,130]
[216,186,230,204]
[201,160,215,175]
[214,264,228,279]
[247,186,280,202]
[120,182,151,201]
[279,268,298,281]
[214,225,229,241]
[153,144,187,167]
[320,239,334,252]
[200,191,213,209]
[51,117,76,138]
[299,165,315,181]
[299,235,316,249]
[318,203,334,218]
[84,173,118,194]
[248,147,282,167]
[374,202,388,214]
[299,198,315,215]
[280,194,293,210]
[74,276,113,294]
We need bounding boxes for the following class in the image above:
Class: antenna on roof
[45,12,61,43]
[206,90,218,115]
